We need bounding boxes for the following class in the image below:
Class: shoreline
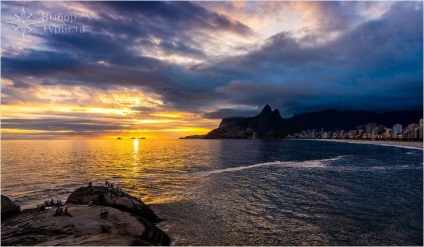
[296,139,423,150]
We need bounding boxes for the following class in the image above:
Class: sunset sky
[1,1,423,140]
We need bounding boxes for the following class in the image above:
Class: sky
[1,1,423,140]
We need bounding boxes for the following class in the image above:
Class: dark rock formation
[2,187,170,246]
[179,135,206,139]
[66,186,161,223]
[205,105,291,139]
[1,195,21,219]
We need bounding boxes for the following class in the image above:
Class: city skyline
[1,1,423,139]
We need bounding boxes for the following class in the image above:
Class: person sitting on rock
[88,181,92,188]
[54,207,60,216]
[64,207,73,217]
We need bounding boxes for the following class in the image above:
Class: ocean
[1,139,422,245]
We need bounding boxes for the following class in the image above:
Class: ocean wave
[194,156,343,177]
[405,151,422,155]
[346,142,423,150]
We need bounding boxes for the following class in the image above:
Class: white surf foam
[195,156,342,177]
[345,142,423,150]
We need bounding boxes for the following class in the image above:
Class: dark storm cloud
[2,1,250,111]
[199,2,423,115]
[94,1,253,36]
[202,108,259,119]
[2,46,172,89]
[1,118,128,131]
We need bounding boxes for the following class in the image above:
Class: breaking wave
[195,156,342,177]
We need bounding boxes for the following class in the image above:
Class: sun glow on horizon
[1,100,218,140]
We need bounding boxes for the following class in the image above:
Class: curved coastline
[294,139,423,150]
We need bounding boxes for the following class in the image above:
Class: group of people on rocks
[37,199,64,211]
[105,180,115,189]
[100,208,109,217]
[34,179,144,221]
[54,206,72,217]
[105,180,124,199]
[88,180,143,203]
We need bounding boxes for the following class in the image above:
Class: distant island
[203,104,423,139]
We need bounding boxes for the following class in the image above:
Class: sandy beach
[301,139,423,149]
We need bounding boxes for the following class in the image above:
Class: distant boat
[139,137,146,139]
[117,137,122,140]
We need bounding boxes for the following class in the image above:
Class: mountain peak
[260,104,272,115]
[272,109,282,120]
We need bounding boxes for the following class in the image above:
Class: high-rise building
[393,124,402,135]
[414,128,419,139]
[366,123,377,134]
[407,123,418,132]
[385,128,393,139]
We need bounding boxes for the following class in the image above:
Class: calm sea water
[1,139,423,245]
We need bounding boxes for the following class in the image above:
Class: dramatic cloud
[1,1,422,139]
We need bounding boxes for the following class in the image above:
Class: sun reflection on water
[1,139,211,207]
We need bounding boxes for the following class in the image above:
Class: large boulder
[1,195,21,219]
[66,186,161,223]
[1,204,170,246]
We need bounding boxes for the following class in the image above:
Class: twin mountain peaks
[203,104,422,139]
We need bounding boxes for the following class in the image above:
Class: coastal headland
[1,185,170,246]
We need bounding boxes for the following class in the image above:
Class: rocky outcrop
[179,135,206,139]
[66,186,161,223]
[1,195,21,219]
[2,187,170,246]
[205,104,291,139]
